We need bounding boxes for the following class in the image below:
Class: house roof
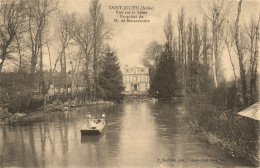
[44,71,87,87]
[237,102,260,120]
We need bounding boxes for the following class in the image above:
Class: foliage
[185,77,258,165]
[97,51,124,102]
[0,0,27,73]
[143,41,163,68]
[150,44,176,98]
[0,72,37,113]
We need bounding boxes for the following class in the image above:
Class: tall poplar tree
[150,44,176,98]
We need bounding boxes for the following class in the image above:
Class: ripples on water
[0,100,254,168]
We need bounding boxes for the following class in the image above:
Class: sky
[61,0,204,66]
[2,0,260,81]
[58,0,259,81]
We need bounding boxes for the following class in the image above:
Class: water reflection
[0,101,255,168]
[119,102,157,167]
[81,135,102,143]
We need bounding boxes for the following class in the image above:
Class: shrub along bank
[185,84,259,166]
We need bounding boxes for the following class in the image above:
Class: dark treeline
[0,0,124,113]
[147,3,259,104]
[144,0,259,165]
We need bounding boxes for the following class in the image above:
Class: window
[141,75,146,82]
[133,76,137,82]
[126,76,129,82]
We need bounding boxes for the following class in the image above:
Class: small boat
[81,118,106,135]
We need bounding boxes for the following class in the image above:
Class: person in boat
[87,112,91,126]
[102,113,106,124]
[87,112,91,119]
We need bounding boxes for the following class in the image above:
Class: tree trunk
[0,49,7,73]
[227,47,237,86]
[93,32,97,101]
[47,42,52,72]
[64,48,67,94]
[178,30,181,61]
[235,0,248,105]
[250,19,259,102]
[212,23,218,88]
[40,38,44,95]
[0,60,4,73]
[16,37,23,71]
[249,24,254,98]
[30,52,37,74]
[0,40,13,73]
[84,49,91,99]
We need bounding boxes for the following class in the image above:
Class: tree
[26,0,57,98]
[97,49,124,102]
[150,44,176,98]
[245,16,260,103]
[191,20,202,93]
[178,6,186,63]
[164,13,174,55]
[199,0,232,88]
[67,48,85,95]
[224,21,237,85]
[89,0,110,100]
[234,0,248,105]
[56,11,72,93]
[187,20,193,64]
[0,71,34,113]
[201,17,211,92]
[0,0,27,73]
[15,30,27,71]
[177,7,186,93]
[66,13,93,97]
[142,41,163,96]
[185,19,203,93]
[28,0,57,75]
[142,41,163,68]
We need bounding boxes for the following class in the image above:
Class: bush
[185,89,258,162]
[0,72,37,113]
[211,82,228,111]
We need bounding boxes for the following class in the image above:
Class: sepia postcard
[0,0,259,167]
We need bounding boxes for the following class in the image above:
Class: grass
[185,94,259,166]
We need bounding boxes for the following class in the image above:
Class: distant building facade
[122,65,150,94]
[46,71,86,96]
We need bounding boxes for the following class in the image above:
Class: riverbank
[184,94,259,166]
[122,94,156,103]
[0,100,113,125]
[187,121,259,166]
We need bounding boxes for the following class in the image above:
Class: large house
[122,65,150,94]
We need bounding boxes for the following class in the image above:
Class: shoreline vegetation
[0,0,258,167]
[141,0,259,166]
[188,121,258,166]
[0,92,258,165]
[184,94,259,166]
[0,95,155,126]
[0,98,113,125]
[0,0,125,126]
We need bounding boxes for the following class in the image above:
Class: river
[0,99,254,168]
